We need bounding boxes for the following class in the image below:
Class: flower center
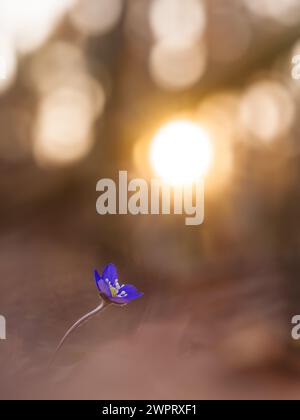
[109,285,118,297]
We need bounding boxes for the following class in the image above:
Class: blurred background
[1,0,300,399]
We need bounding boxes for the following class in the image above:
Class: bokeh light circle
[150,120,213,186]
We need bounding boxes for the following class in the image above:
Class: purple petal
[94,269,111,297]
[102,263,118,287]
[111,284,144,304]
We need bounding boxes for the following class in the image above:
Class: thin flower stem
[51,297,110,365]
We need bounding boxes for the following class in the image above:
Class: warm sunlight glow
[150,120,213,186]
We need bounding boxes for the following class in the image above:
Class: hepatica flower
[94,263,143,304]
[52,264,143,363]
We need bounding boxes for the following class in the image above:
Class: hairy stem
[51,298,109,365]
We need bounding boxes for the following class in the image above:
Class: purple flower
[94,263,144,304]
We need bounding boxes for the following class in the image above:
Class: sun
[150,120,213,186]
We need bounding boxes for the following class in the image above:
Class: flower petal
[94,269,101,289]
[111,284,144,304]
[94,265,143,304]
[94,269,111,297]
[102,263,118,287]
